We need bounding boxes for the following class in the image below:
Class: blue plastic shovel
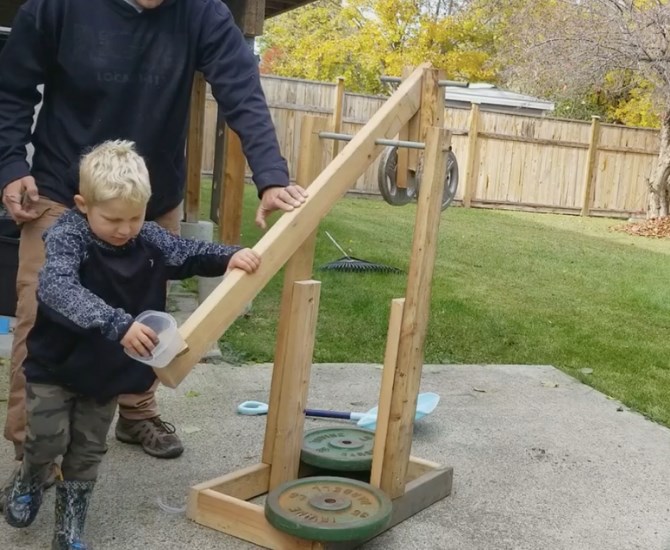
[237,392,440,431]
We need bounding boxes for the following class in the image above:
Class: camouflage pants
[23,383,117,482]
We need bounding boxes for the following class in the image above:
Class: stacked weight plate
[264,427,392,541]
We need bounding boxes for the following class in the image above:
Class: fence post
[185,72,206,222]
[463,103,480,208]
[581,115,601,216]
[331,76,345,158]
[219,127,246,244]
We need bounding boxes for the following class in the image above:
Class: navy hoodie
[24,209,242,401]
[0,0,289,220]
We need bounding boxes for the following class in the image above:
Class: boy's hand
[121,322,159,358]
[228,248,261,274]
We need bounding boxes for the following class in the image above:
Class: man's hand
[121,322,159,358]
[2,176,40,223]
[227,248,261,274]
[255,184,308,230]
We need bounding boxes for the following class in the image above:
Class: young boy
[2,140,261,549]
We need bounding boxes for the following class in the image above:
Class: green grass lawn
[198,181,670,427]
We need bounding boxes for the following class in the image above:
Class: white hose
[156,496,186,514]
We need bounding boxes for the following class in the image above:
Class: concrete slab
[1,363,669,550]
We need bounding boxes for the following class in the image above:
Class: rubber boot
[51,480,95,550]
[1,461,61,514]
[3,463,44,528]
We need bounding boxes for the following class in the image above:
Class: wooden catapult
[155,64,454,549]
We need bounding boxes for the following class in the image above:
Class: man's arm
[141,222,242,280]
[0,7,46,191]
[196,2,289,196]
[37,224,134,341]
[195,2,308,229]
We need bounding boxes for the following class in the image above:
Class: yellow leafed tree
[259,0,499,94]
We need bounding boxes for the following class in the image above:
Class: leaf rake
[318,232,402,274]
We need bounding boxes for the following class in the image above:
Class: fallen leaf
[611,217,670,239]
[541,382,559,388]
[182,426,201,434]
[472,387,486,393]
[185,390,200,398]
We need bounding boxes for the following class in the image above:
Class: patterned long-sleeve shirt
[24,209,242,401]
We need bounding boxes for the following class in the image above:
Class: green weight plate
[264,476,392,542]
[301,427,374,472]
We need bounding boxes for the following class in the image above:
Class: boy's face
[74,196,146,247]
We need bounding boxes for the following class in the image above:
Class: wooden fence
[202,75,660,218]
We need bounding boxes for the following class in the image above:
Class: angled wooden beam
[155,64,429,388]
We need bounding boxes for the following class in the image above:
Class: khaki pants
[4,197,183,460]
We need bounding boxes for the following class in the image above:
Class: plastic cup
[125,310,184,368]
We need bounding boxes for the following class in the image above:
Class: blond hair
[79,140,151,206]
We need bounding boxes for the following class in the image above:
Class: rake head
[318,256,402,274]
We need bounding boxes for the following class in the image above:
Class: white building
[445,83,555,116]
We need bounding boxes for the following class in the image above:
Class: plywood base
[187,457,453,550]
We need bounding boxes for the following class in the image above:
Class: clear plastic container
[125,310,184,368]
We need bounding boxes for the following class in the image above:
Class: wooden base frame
[187,458,453,550]
[184,65,454,549]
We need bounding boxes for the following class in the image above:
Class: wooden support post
[185,72,206,223]
[398,67,441,190]
[219,127,246,244]
[370,298,405,489]
[581,115,601,216]
[331,77,345,158]
[156,65,427,389]
[379,126,451,498]
[269,280,321,489]
[463,103,481,208]
[225,0,266,37]
[418,69,443,140]
[397,67,415,189]
[262,115,330,463]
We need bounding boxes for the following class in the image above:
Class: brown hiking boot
[114,416,184,459]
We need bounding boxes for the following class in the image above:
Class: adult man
[0,0,306,468]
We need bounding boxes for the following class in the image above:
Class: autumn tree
[494,0,670,217]
[259,0,499,94]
